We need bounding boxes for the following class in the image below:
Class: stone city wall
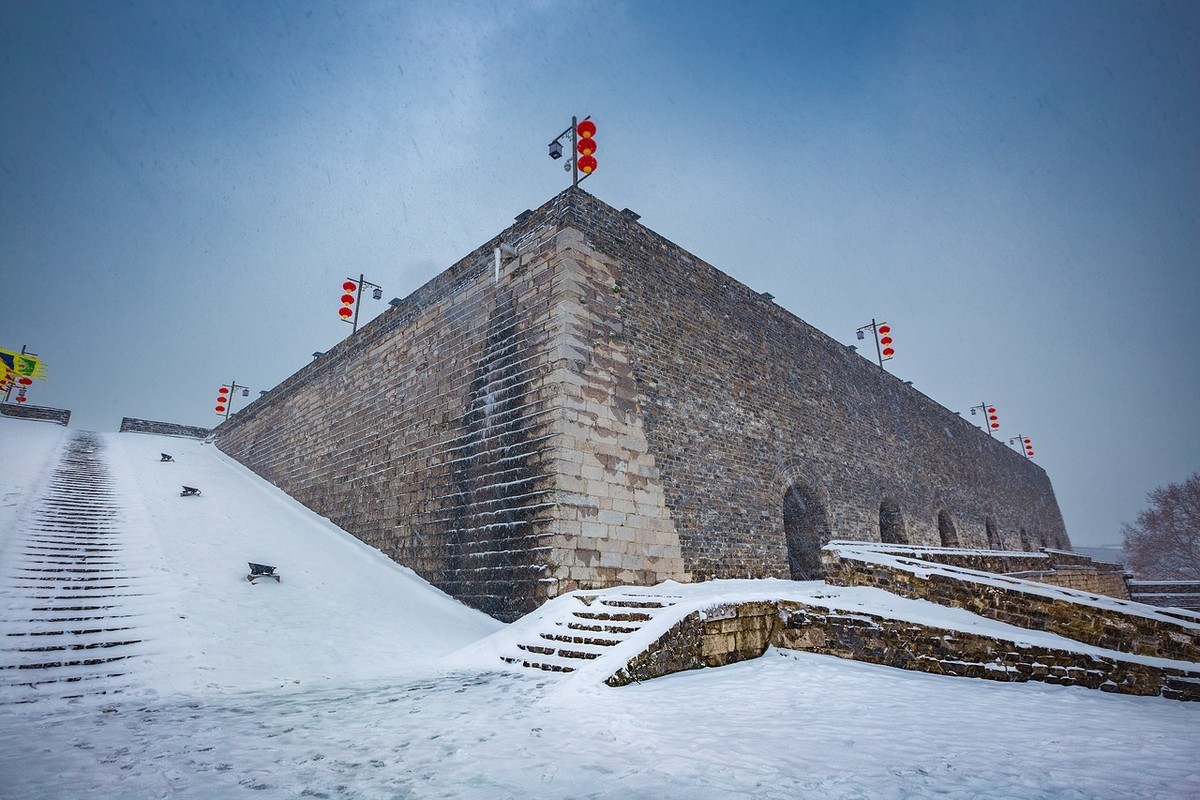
[557,190,1069,581]
[213,187,1072,618]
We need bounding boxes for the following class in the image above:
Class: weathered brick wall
[1129,581,1200,610]
[555,190,1069,580]
[0,404,70,426]
[823,547,1199,662]
[215,209,568,620]
[863,544,1130,600]
[213,187,1072,618]
[119,417,211,439]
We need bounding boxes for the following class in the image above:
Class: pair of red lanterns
[338,280,358,320]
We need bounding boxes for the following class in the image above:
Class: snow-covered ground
[1,417,1198,798]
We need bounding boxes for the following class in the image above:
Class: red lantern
[341,293,356,306]
[577,119,596,139]
[16,396,27,404]
[882,346,895,358]
[578,154,597,174]
[577,137,597,156]
[219,387,229,395]
[339,306,353,319]
[17,377,32,386]
[343,280,357,292]
[877,324,891,335]
[215,405,225,413]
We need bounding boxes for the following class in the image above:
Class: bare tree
[1121,473,1200,579]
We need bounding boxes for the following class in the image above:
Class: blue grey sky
[2,0,1197,547]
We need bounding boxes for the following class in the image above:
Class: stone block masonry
[0,404,71,426]
[215,187,1070,619]
[119,417,211,439]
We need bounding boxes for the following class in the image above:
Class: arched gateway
[784,483,828,580]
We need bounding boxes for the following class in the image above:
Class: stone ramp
[492,577,1200,700]
[0,432,150,704]
[498,589,682,674]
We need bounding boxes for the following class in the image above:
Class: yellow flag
[0,348,47,380]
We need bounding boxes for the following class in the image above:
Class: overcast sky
[2,0,1197,547]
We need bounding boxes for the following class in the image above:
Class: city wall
[214,188,1069,619]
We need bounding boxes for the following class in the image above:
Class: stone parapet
[0,404,70,426]
[119,417,211,439]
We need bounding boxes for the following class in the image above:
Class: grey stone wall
[119,417,211,439]
[555,190,1069,579]
[213,187,1072,619]
[0,404,71,426]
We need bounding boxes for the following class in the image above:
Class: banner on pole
[0,348,47,380]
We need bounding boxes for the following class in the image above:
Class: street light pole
[970,402,1000,437]
[217,380,251,420]
[855,320,894,370]
[344,274,383,335]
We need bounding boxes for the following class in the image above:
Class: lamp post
[1009,435,1035,458]
[339,274,383,335]
[215,380,251,420]
[970,402,1000,437]
[855,319,895,370]
[548,116,597,189]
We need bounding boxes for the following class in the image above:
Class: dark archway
[879,498,906,544]
[784,483,827,580]
[985,517,1001,550]
[938,510,959,547]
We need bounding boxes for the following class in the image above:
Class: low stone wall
[606,597,1200,700]
[822,547,1199,662]
[1129,581,1200,611]
[607,601,778,686]
[1023,565,1130,599]
[865,544,1130,600]
[773,603,1200,702]
[0,404,71,426]
[118,417,211,439]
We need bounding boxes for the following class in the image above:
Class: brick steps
[499,591,680,674]
[0,432,147,704]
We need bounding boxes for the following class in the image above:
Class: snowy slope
[0,418,501,703]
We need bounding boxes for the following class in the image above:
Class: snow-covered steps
[497,591,681,674]
[0,432,150,704]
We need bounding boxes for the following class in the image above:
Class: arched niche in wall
[985,516,1001,550]
[1019,527,1033,551]
[937,509,959,548]
[879,498,906,544]
[784,482,828,581]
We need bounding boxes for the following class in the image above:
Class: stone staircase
[0,432,147,704]
[500,591,681,674]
